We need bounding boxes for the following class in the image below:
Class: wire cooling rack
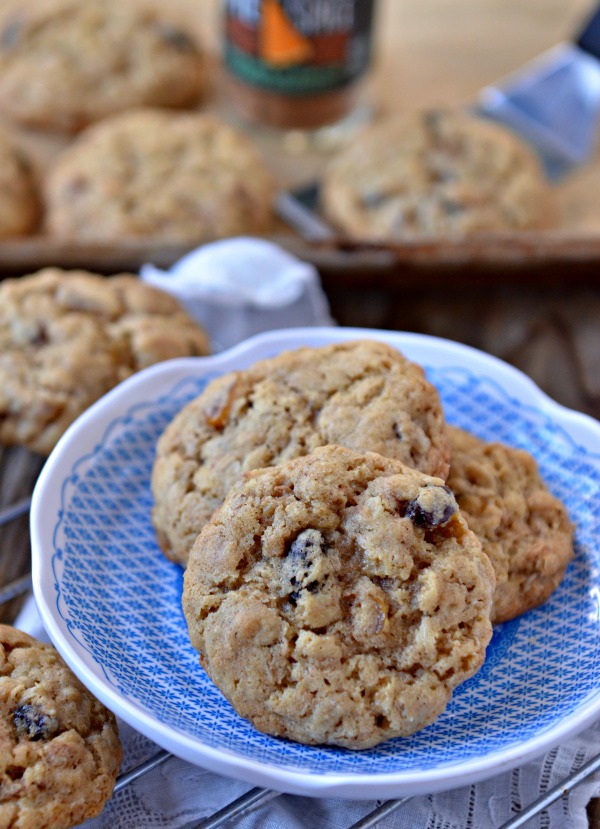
[2,498,600,829]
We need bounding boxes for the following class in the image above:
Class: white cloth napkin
[17,238,600,828]
[140,236,335,351]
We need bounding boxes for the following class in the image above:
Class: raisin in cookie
[0,267,210,455]
[447,426,574,623]
[0,126,39,238]
[183,445,495,749]
[321,109,554,240]
[45,109,276,242]
[152,339,451,567]
[0,625,122,828]
[0,0,204,133]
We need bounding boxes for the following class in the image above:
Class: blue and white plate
[30,327,600,799]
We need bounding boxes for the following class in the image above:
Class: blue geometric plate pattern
[30,328,600,799]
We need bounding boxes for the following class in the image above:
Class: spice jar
[222,0,377,132]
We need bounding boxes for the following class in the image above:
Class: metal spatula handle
[576,4,600,59]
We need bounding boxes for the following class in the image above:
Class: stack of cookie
[151,339,574,749]
[0,0,276,243]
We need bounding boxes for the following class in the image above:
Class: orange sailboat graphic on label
[259,0,314,67]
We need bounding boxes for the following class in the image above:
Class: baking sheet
[1,0,600,283]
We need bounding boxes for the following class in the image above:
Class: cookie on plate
[446,425,574,623]
[183,445,495,749]
[0,126,39,238]
[44,109,276,242]
[0,625,122,828]
[320,109,554,240]
[0,267,210,455]
[0,0,205,133]
[152,339,451,567]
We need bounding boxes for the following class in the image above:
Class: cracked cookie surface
[321,109,554,240]
[447,426,574,623]
[0,625,122,829]
[183,445,495,749]
[45,109,275,242]
[0,0,205,133]
[152,339,451,566]
[0,267,210,455]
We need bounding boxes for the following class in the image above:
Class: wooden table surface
[1,0,600,824]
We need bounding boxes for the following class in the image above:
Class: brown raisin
[13,703,59,741]
[405,484,457,529]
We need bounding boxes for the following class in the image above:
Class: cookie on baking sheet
[0,126,39,238]
[446,425,574,624]
[0,267,210,455]
[0,0,205,133]
[320,109,554,240]
[0,625,122,829]
[183,445,495,749]
[44,109,276,242]
[152,338,451,567]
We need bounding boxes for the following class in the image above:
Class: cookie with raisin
[0,625,122,828]
[0,267,210,455]
[45,109,276,242]
[0,0,205,133]
[446,425,574,623]
[152,338,451,566]
[0,126,39,238]
[183,445,495,749]
[321,109,554,240]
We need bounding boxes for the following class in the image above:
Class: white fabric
[140,236,335,351]
[17,239,600,828]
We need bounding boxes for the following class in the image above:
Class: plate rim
[30,326,600,798]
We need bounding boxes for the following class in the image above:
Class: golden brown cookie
[0,625,122,828]
[447,426,574,623]
[152,339,451,566]
[0,267,210,455]
[0,0,205,133]
[183,445,495,749]
[44,109,276,242]
[0,126,39,238]
[321,109,554,239]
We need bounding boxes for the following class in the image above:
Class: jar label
[224,0,376,96]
